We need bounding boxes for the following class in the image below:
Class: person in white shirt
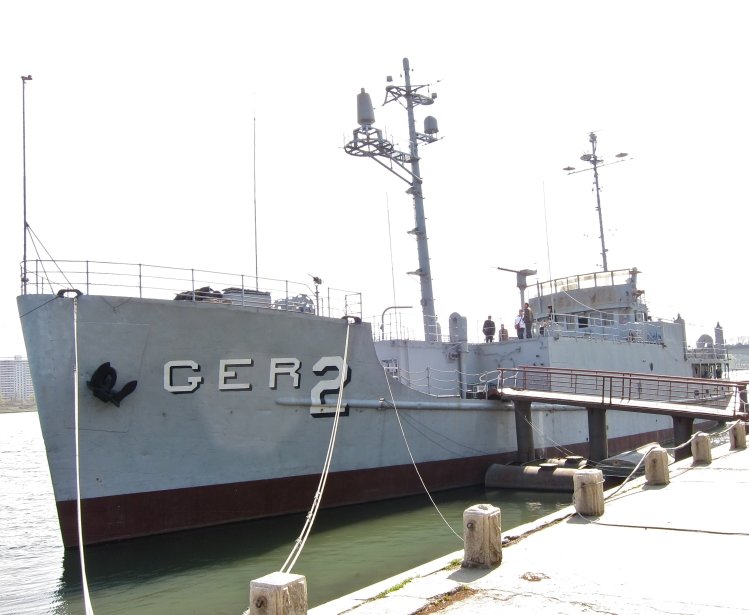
[514,309,526,339]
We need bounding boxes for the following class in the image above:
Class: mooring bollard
[573,469,604,516]
[730,421,747,450]
[461,503,502,568]
[691,432,712,464]
[249,571,307,615]
[644,447,670,485]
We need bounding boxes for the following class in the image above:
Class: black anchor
[87,362,137,407]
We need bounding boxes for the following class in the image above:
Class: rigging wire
[18,295,59,319]
[541,181,554,315]
[280,323,352,574]
[514,407,579,459]
[396,411,496,457]
[26,225,75,291]
[386,193,397,306]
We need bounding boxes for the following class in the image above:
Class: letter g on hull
[164,360,204,393]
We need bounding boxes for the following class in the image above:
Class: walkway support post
[461,504,502,568]
[513,400,535,463]
[644,447,670,485]
[586,407,608,461]
[672,416,694,461]
[730,421,747,450]
[249,572,307,615]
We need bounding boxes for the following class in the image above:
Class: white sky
[1,1,748,357]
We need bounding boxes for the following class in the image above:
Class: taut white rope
[73,296,95,614]
[280,323,352,573]
[383,370,463,542]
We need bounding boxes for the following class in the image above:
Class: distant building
[0,356,34,402]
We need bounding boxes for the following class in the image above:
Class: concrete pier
[309,437,749,615]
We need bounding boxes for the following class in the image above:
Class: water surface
[0,412,568,614]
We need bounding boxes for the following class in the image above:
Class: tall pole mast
[563,132,629,273]
[253,113,259,290]
[21,75,32,295]
[345,58,441,341]
[589,133,608,272]
[401,58,437,337]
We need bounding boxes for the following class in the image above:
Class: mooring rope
[280,323,352,574]
[73,297,95,614]
[383,371,464,543]
[585,419,743,509]
[600,444,660,500]
[575,424,749,530]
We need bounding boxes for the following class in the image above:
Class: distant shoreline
[0,406,37,414]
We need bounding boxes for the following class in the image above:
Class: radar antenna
[563,132,630,272]
[344,58,441,341]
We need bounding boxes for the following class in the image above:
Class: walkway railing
[491,366,747,416]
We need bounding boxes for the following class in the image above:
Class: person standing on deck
[499,323,509,341]
[482,316,496,343]
[540,305,554,336]
[514,309,526,339]
[523,303,534,338]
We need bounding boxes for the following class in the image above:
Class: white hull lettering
[164,360,204,393]
[219,359,254,391]
[311,357,351,407]
[163,357,348,400]
[269,358,301,389]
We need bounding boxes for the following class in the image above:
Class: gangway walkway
[488,366,748,461]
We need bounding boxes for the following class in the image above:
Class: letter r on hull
[269,358,302,389]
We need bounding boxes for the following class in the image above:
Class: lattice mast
[345,58,441,341]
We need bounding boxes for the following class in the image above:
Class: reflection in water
[55,487,568,614]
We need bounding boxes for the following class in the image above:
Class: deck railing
[21,259,362,320]
[531,268,634,297]
[540,314,665,344]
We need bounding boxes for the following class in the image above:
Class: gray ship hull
[17,292,678,546]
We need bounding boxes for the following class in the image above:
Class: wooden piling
[573,469,604,516]
[249,571,307,615]
[461,504,502,568]
[644,447,670,485]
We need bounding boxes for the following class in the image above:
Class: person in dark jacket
[523,303,534,338]
[482,316,496,342]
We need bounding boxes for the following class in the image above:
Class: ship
[17,59,730,547]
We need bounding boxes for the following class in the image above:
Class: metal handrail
[496,365,747,416]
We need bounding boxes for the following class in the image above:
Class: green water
[1,412,569,615]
